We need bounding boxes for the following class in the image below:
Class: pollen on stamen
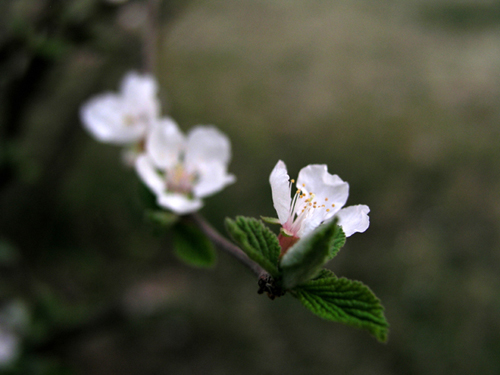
[332,204,335,207]
[325,197,328,201]
[302,183,305,187]
[291,179,295,183]
[326,209,330,212]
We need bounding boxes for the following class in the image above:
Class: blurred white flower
[136,118,235,214]
[0,328,19,367]
[0,300,29,368]
[80,71,160,145]
[269,160,369,253]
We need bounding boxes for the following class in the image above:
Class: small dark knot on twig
[257,273,285,300]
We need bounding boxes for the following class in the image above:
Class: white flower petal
[146,118,184,169]
[296,164,349,215]
[296,213,320,238]
[193,162,236,198]
[121,71,157,100]
[184,126,231,169]
[80,94,145,144]
[157,193,203,214]
[121,71,160,120]
[0,329,20,367]
[296,164,349,220]
[290,165,349,237]
[135,154,165,195]
[269,160,292,225]
[335,204,370,237]
[121,148,140,167]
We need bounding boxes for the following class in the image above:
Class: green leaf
[292,272,389,342]
[280,219,342,289]
[172,222,216,268]
[145,209,179,228]
[312,268,337,280]
[328,225,346,261]
[260,216,281,225]
[225,216,281,277]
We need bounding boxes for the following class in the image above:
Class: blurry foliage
[0,0,500,374]
[420,2,500,30]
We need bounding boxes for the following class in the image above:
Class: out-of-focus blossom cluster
[80,72,235,214]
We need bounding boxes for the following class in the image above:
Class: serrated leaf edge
[225,217,281,277]
[292,276,389,342]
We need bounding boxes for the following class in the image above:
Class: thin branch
[185,214,284,299]
[185,213,265,276]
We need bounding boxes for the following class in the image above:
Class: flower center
[282,180,335,237]
[123,114,137,127]
[165,165,198,196]
[123,112,150,127]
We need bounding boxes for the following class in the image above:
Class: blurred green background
[1,0,500,374]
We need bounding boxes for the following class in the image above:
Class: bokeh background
[1,0,500,374]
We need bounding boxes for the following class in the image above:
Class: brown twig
[185,214,285,300]
[185,213,264,276]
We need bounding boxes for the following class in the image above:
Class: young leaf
[225,216,281,277]
[260,216,281,225]
[292,272,389,342]
[327,225,346,261]
[280,219,341,289]
[145,209,179,228]
[172,222,216,267]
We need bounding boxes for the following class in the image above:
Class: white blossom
[136,119,235,214]
[0,301,29,368]
[80,71,160,145]
[0,329,19,368]
[269,160,369,252]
